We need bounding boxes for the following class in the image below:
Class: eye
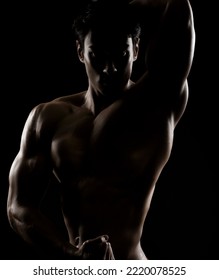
[122,50,128,57]
[90,51,96,58]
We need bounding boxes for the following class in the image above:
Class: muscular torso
[49,91,176,259]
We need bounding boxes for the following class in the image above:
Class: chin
[101,88,122,99]
[101,83,124,95]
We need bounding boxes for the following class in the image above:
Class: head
[73,0,141,98]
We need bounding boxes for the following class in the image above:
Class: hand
[75,235,115,260]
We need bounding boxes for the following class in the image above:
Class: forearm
[131,0,194,35]
[132,0,194,85]
[130,0,191,12]
[8,205,77,259]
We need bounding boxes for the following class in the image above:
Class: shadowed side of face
[74,1,140,98]
[77,29,139,98]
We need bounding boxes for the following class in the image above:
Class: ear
[76,40,84,63]
[133,38,140,61]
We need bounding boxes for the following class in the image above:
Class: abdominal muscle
[60,173,155,260]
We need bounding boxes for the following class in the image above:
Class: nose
[102,61,117,76]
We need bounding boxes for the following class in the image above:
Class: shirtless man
[7,0,195,259]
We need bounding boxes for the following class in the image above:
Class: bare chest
[51,104,172,184]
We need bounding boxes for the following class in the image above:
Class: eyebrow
[89,44,130,51]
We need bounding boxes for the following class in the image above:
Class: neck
[83,90,108,116]
[84,81,135,115]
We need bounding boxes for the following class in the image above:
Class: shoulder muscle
[20,101,72,157]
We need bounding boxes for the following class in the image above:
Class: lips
[100,75,120,88]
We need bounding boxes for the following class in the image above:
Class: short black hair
[73,0,141,46]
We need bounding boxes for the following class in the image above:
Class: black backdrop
[1,0,218,260]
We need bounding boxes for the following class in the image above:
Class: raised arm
[131,0,195,83]
[129,0,196,123]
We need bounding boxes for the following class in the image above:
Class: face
[77,30,139,98]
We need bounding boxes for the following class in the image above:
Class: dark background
[1,0,218,260]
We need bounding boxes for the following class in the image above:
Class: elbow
[169,0,195,28]
[7,202,38,247]
[7,199,32,234]
[7,200,21,232]
[7,185,18,230]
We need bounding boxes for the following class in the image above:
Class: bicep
[8,151,52,209]
[8,105,53,209]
